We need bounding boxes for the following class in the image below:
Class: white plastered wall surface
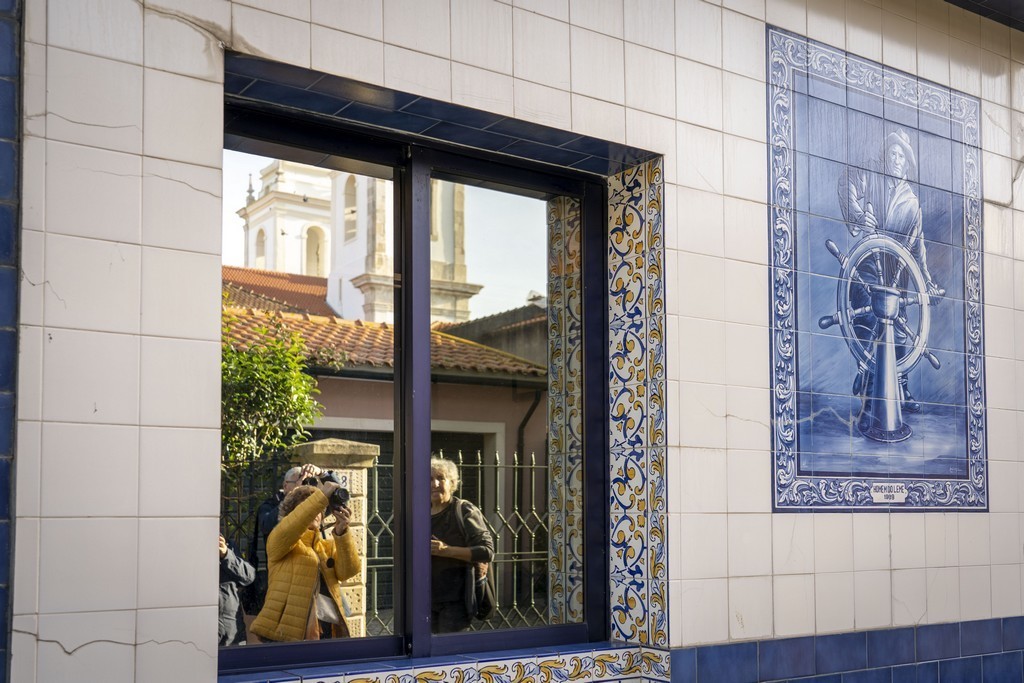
[10,0,1024,682]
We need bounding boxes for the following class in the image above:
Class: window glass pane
[220,150,397,646]
[428,178,584,632]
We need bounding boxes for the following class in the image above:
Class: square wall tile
[139,428,220,517]
[773,514,814,574]
[722,7,765,79]
[23,42,45,138]
[675,513,727,579]
[814,515,854,573]
[452,63,513,116]
[727,513,772,576]
[726,450,771,513]
[39,518,139,613]
[959,565,992,622]
[144,70,223,168]
[144,8,224,82]
[926,566,960,623]
[570,26,625,105]
[42,328,140,425]
[140,337,219,428]
[17,325,42,422]
[141,157,221,254]
[136,607,218,682]
[892,568,927,626]
[46,47,142,154]
[312,0,383,40]
[675,0,721,67]
[815,572,855,633]
[672,578,729,646]
[992,564,1022,618]
[43,234,141,334]
[774,573,816,636]
[722,72,765,142]
[141,248,220,340]
[451,0,511,74]
[513,9,570,91]
[677,187,724,256]
[138,517,219,608]
[514,0,567,21]
[677,122,723,194]
[725,387,770,451]
[724,323,769,389]
[15,420,41,519]
[384,44,451,101]
[40,423,139,518]
[47,0,143,63]
[46,140,142,243]
[37,610,136,682]
[571,94,626,143]
[959,513,991,566]
[382,0,449,58]
[890,513,926,568]
[570,0,622,38]
[12,517,39,615]
[854,570,892,630]
[232,4,310,68]
[22,135,44,234]
[624,0,673,53]
[676,58,722,130]
[625,43,674,119]
[728,576,773,639]
[853,513,890,571]
[311,24,384,85]
[513,78,571,129]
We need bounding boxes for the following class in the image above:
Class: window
[254,229,266,269]
[220,107,607,673]
[343,175,357,242]
[304,225,325,276]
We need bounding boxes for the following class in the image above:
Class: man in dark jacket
[219,534,255,646]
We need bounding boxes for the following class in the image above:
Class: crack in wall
[21,273,66,308]
[12,628,216,659]
[47,112,141,132]
[149,173,220,200]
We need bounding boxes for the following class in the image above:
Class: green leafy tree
[220,311,324,464]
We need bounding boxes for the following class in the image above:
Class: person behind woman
[250,475,359,642]
[429,456,495,633]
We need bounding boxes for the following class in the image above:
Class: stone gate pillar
[289,438,379,638]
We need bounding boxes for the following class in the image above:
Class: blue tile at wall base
[669,618,1024,682]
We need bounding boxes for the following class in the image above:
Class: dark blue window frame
[220,103,609,674]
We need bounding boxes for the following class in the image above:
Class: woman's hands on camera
[331,504,351,537]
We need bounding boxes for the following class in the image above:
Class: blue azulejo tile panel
[767,25,987,512]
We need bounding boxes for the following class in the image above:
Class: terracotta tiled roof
[222,265,336,317]
[223,307,546,380]
[223,282,307,314]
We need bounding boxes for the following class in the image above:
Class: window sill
[217,640,666,683]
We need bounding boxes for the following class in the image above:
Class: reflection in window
[428,179,583,631]
[220,151,396,646]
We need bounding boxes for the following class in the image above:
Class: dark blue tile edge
[664,618,1024,682]
[0,0,17,677]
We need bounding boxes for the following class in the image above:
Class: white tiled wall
[16,0,1024,680]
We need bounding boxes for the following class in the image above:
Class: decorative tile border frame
[548,196,585,624]
[767,26,987,511]
[607,159,667,646]
[222,644,670,683]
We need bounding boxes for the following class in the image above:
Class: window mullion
[400,147,434,656]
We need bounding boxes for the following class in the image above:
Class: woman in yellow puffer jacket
[250,480,360,642]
